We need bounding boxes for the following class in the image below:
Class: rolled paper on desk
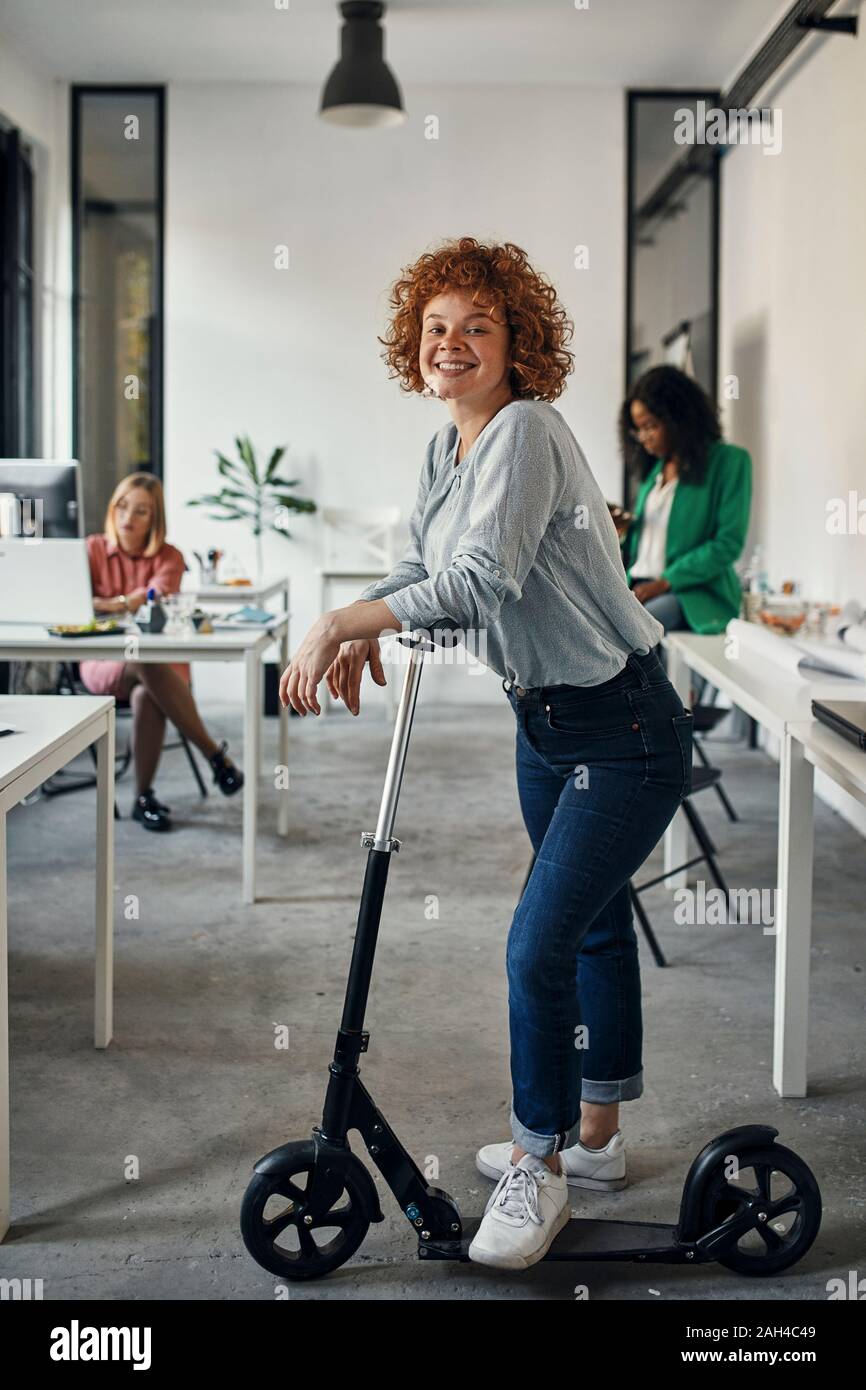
[726,618,806,676]
[795,637,866,680]
[725,618,866,682]
[839,624,866,656]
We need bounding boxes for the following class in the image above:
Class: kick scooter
[241,631,822,1281]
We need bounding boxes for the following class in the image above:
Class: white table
[0,620,290,904]
[0,694,115,1241]
[186,574,290,616]
[663,633,864,1096]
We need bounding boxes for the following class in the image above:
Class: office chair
[690,690,740,823]
[42,660,209,815]
[629,764,736,967]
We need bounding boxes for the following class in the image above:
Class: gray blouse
[357,399,663,689]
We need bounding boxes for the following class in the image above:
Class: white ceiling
[1,0,786,88]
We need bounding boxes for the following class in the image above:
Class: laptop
[811,700,866,752]
[0,537,95,625]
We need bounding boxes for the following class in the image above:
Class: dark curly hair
[619,365,721,486]
[378,236,574,402]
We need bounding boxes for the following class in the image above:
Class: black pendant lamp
[319,1,406,129]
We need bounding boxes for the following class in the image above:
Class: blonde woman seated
[79,472,243,831]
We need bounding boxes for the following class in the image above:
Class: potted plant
[187,435,317,584]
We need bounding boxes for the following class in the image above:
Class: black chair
[691,700,740,823]
[42,660,209,814]
[630,765,736,968]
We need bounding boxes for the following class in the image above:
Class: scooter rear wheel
[700,1143,821,1276]
[241,1151,371,1280]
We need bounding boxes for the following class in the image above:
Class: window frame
[70,83,166,480]
[0,121,37,456]
[623,88,721,508]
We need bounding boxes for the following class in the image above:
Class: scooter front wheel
[241,1149,371,1280]
[700,1143,821,1276]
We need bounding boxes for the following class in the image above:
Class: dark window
[0,124,36,456]
[72,86,164,533]
[624,91,720,507]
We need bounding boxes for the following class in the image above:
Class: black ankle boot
[132,787,172,832]
[209,740,244,796]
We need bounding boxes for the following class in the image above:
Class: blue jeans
[502,648,693,1157]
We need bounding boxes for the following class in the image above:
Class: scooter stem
[368,629,433,851]
[334,630,435,1041]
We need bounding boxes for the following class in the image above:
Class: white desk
[663,633,864,1097]
[0,620,290,904]
[0,694,115,1241]
[186,574,290,615]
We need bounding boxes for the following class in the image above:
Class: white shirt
[631,471,678,580]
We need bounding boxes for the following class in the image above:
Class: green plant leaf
[266,475,301,489]
[189,492,233,507]
[236,434,259,483]
[265,446,287,481]
[273,493,316,513]
[216,454,252,486]
[215,492,258,508]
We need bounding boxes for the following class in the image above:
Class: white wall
[164,81,626,705]
[0,30,71,459]
[719,27,866,834]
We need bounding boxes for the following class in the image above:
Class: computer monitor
[0,538,95,625]
[0,460,83,539]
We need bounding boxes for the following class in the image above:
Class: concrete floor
[2,699,864,1300]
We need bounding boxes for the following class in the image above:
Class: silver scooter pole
[362,629,437,854]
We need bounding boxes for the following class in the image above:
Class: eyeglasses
[629,423,661,441]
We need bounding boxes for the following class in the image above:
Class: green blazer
[621,440,752,635]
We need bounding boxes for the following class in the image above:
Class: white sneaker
[476,1131,627,1191]
[468,1154,571,1270]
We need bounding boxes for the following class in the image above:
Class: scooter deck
[451,1216,683,1262]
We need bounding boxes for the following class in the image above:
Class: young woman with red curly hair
[279,237,694,1271]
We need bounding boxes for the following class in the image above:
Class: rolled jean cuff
[580,1067,644,1104]
[510,1103,581,1158]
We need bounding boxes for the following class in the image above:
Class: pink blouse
[78,533,191,699]
[85,532,187,601]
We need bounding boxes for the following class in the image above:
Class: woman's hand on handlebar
[326,638,387,716]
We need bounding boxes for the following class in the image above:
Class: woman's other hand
[93,596,126,615]
[632,578,671,603]
[278,615,343,715]
[325,638,387,716]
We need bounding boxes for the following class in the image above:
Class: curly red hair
[378,236,574,402]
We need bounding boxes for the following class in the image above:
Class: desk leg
[0,812,9,1240]
[663,642,690,889]
[243,651,261,904]
[773,731,814,1097]
[94,716,115,1049]
[277,622,290,837]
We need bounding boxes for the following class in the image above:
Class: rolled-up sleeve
[384,406,565,634]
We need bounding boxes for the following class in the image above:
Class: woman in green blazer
[618,365,752,637]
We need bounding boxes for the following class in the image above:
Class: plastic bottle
[140,585,166,634]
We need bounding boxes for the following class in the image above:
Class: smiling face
[113,486,154,554]
[629,399,668,459]
[419,290,513,404]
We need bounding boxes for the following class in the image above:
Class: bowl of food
[757,596,807,636]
